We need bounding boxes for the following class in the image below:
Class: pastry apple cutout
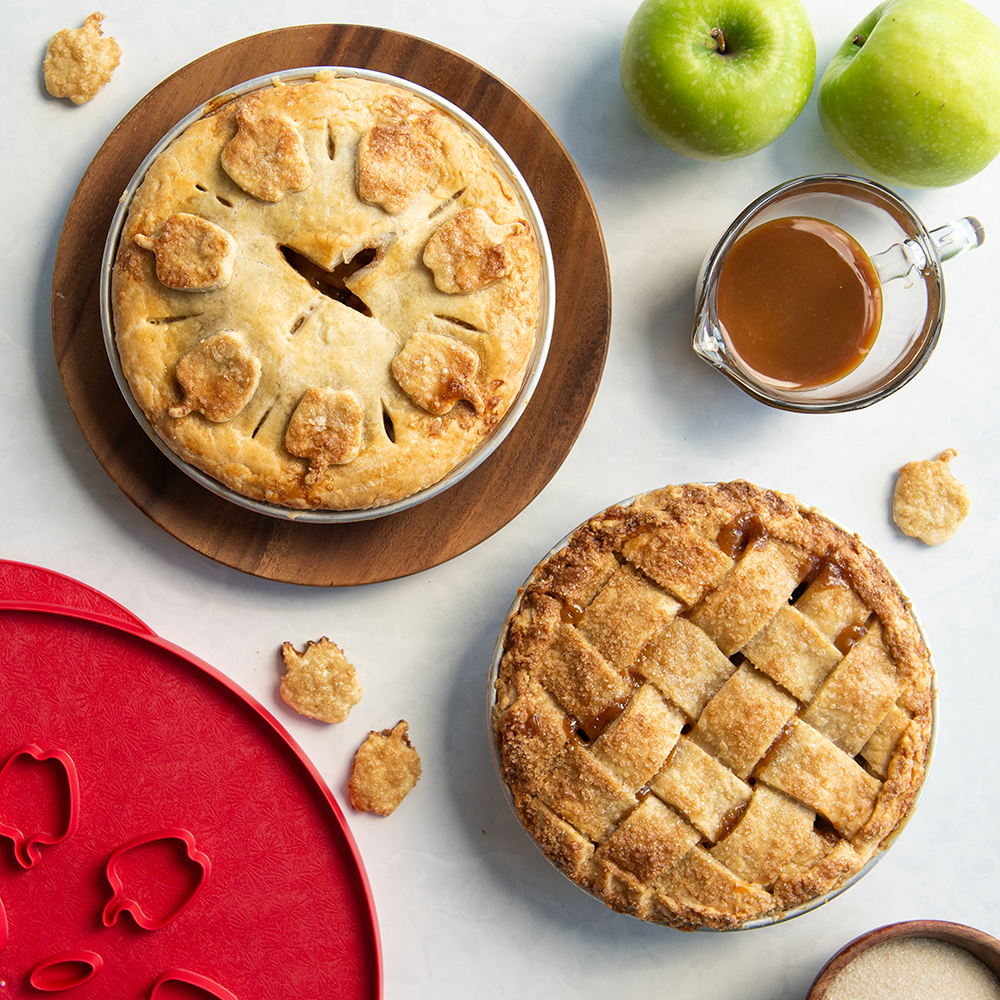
[284,387,365,483]
[221,105,313,202]
[168,331,262,422]
[134,214,237,292]
[358,120,436,213]
[103,828,211,931]
[391,332,485,415]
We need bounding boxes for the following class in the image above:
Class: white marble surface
[3,0,1000,996]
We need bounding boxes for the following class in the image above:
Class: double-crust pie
[492,482,933,930]
[110,72,541,510]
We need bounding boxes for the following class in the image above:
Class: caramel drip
[810,558,850,590]
[520,711,545,740]
[789,556,849,608]
[585,702,627,740]
[751,718,796,778]
[835,622,869,655]
[713,800,750,844]
[569,671,643,743]
[717,513,768,559]
[560,600,585,625]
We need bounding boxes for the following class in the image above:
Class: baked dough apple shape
[111,73,541,511]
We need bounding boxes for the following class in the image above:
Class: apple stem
[852,33,866,47]
[711,26,726,53]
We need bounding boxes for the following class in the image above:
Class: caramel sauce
[560,600,585,625]
[835,622,869,655]
[568,672,642,744]
[564,716,585,743]
[809,558,850,590]
[522,712,544,739]
[717,216,883,388]
[567,671,642,743]
[717,513,768,559]
[585,703,626,740]
[713,801,750,843]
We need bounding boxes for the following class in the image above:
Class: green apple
[620,0,816,160]
[819,0,1000,188]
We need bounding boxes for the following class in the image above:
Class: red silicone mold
[147,968,239,1000]
[29,951,103,991]
[0,572,380,999]
[103,829,211,931]
[0,744,80,869]
[0,560,151,634]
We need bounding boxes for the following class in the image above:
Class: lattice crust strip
[494,482,934,930]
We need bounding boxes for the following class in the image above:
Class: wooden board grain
[52,24,611,586]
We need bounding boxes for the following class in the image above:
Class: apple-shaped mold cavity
[29,950,103,991]
[146,969,239,1000]
[0,744,80,868]
[103,829,210,931]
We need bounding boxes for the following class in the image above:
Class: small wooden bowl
[807,920,1000,999]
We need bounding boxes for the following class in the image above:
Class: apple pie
[492,481,933,930]
[110,72,541,510]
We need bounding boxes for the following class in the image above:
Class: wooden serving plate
[52,24,611,587]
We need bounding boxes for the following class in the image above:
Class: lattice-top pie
[492,482,933,930]
[110,72,541,510]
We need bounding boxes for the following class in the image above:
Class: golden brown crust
[43,12,120,105]
[280,636,362,723]
[168,331,261,421]
[348,720,422,816]
[892,449,970,545]
[358,120,436,213]
[111,73,540,510]
[493,481,934,929]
